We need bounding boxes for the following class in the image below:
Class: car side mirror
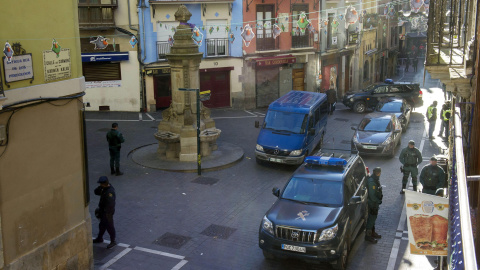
[351,126,357,130]
[272,187,280,197]
[349,196,362,205]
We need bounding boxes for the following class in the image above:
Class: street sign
[200,90,211,101]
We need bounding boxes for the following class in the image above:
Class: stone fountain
[154,5,221,161]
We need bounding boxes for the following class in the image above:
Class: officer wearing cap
[93,176,117,249]
[365,167,383,244]
[420,156,446,195]
[399,140,423,194]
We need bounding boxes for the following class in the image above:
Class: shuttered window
[82,62,121,81]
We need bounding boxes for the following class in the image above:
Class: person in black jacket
[326,88,337,115]
[107,123,125,175]
[93,176,117,249]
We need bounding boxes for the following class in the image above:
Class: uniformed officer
[426,101,438,139]
[93,176,117,249]
[442,106,452,139]
[420,156,446,195]
[399,140,423,194]
[366,167,383,244]
[107,123,125,176]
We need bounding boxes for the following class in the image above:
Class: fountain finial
[175,5,192,23]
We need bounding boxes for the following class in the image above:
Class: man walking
[93,176,117,249]
[420,156,446,195]
[426,101,438,139]
[107,123,125,175]
[365,167,383,244]
[326,88,337,115]
[405,58,410,72]
[413,57,419,72]
[399,140,423,194]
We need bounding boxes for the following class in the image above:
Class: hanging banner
[405,190,449,256]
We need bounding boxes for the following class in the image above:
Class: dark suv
[343,82,423,113]
[258,153,368,270]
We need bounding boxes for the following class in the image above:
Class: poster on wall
[321,64,338,91]
[332,36,338,45]
[3,54,34,83]
[405,190,449,256]
[43,49,71,82]
[85,80,122,88]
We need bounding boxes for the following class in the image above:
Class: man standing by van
[366,167,383,244]
[399,140,423,194]
[326,88,337,115]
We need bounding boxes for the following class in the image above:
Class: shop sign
[85,80,122,88]
[349,33,358,44]
[3,54,34,83]
[43,49,71,82]
[256,56,296,67]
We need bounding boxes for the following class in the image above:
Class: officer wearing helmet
[420,156,446,195]
[399,140,423,194]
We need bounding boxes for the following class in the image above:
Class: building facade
[139,0,244,111]
[0,1,93,269]
[79,0,142,112]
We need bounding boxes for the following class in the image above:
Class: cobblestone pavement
[86,64,448,270]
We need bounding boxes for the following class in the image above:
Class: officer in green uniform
[399,140,422,194]
[107,123,125,176]
[420,156,446,195]
[366,167,383,244]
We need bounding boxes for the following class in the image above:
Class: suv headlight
[346,94,355,99]
[262,216,274,235]
[382,137,392,145]
[318,224,339,242]
[256,144,264,152]
[289,149,303,156]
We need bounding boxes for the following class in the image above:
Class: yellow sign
[43,49,71,82]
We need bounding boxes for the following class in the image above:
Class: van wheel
[353,101,366,113]
[332,239,349,270]
[262,250,275,260]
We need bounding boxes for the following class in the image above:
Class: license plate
[281,244,306,253]
[269,158,283,163]
[363,145,377,150]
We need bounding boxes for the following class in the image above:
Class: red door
[154,75,172,109]
[200,71,230,108]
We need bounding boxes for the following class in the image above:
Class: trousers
[98,213,116,241]
[402,166,419,185]
[428,120,436,138]
[366,206,378,230]
[109,148,120,169]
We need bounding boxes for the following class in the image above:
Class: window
[82,62,121,81]
[206,20,228,57]
[78,0,117,27]
[363,60,369,80]
[156,21,179,60]
[388,86,402,93]
[256,5,277,51]
[373,86,388,94]
[292,4,311,48]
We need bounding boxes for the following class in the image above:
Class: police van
[258,153,368,270]
[255,90,328,165]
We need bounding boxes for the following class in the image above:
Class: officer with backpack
[399,140,423,194]
[420,156,446,195]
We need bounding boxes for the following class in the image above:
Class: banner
[405,190,449,256]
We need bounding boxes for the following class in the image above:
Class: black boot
[110,167,115,175]
[365,230,377,244]
[413,185,417,192]
[372,227,382,239]
[115,167,123,176]
[400,184,406,194]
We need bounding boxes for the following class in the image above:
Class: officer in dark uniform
[420,156,446,195]
[107,123,125,176]
[366,167,383,244]
[326,88,337,115]
[399,140,423,194]
[93,176,117,249]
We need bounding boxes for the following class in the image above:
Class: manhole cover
[334,118,349,122]
[97,128,110,132]
[192,177,219,185]
[153,232,191,249]
[201,224,237,240]
[341,140,351,144]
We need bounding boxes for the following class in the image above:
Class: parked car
[342,82,423,113]
[255,90,328,165]
[351,113,402,157]
[259,153,369,270]
[375,97,411,130]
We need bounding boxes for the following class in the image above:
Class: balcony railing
[157,41,171,61]
[78,7,116,28]
[292,33,313,48]
[256,31,279,51]
[205,38,228,57]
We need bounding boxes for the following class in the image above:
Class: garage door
[200,71,231,108]
[256,66,279,108]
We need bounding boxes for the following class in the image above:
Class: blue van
[255,90,328,165]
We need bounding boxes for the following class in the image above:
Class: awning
[255,55,296,67]
[365,48,378,56]
[81,52,129,62]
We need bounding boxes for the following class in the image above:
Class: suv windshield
[358,118,392,132]
[263,110,308,134]
[282,177,343,206]
[377,102,402,112]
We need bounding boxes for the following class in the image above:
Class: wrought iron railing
[449,103,478,269]
[157,41,170,61]
[205,38,228,57]
[78,6,116,28]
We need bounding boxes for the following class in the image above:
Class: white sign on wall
[43,49,71,82]
[85,80,122,88]
[332,36,338,45]
[3,54,34,83]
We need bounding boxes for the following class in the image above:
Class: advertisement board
[405,190,449,256]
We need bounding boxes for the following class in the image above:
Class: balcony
[78,0,117,28]
[205,38,228,57]
[256,34,279,51]
[292,33,313,49]
[157,41,171,61]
